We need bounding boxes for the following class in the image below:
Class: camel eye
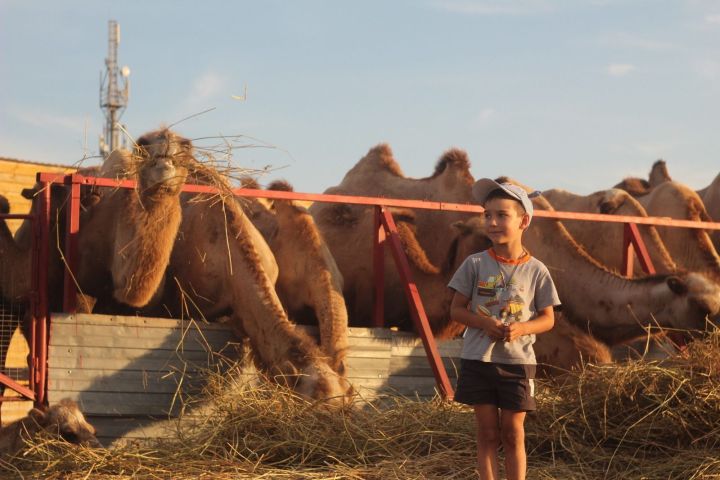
[61,431,79,443]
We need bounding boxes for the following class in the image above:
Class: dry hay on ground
[4,332,720,480]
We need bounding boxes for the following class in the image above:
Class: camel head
[646,271,720,333]
[596,189,630,214]
[28,399,101,448]
[449,216,492,272]
[134,128,191,194]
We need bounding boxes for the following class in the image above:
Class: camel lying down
[0,399,100,456]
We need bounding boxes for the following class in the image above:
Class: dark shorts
[454,359,537,412]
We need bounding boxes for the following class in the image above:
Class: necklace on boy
[493,249,527,295]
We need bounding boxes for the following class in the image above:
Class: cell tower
[99,20,130,157]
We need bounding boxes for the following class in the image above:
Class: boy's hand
[484,317,506,341]
[503,322,526,342]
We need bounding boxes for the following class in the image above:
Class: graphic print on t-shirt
[475,275,526,323]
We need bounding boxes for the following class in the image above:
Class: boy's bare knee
[501,426,525,450]
[477,426,501,448]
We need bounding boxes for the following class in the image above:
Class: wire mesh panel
[0,215,33,425]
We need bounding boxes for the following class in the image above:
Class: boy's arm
[450,291,506,340]
[504,306,555,342]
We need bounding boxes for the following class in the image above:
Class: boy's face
[482,197,530,245]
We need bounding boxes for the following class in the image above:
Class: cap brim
[472,178,504,204]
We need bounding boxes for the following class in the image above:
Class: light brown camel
[155,169,353,404]
[242,180,349,374]
[541,187,677,274]
[533,313,612,375]
[8,128,191,313]
[74,129,191,310]
[628,181,720,284]
[524,193,720,345]
[312,144,475,268]
[614,159,672,196]
[0,399,100,455]
[0,195,30,302]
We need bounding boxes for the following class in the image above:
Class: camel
[312,144,475,268]
[625,181,720,284]
[533,313,612,375]
[152,168,353,404]
[6,128,192,313]
[241,180,349,374]
[541,187,677,274]
[0,195,30,303]
[0,399,100,455]
[524,193,720,345]
[614,159,672,195]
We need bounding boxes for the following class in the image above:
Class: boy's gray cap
[472,178,535,221]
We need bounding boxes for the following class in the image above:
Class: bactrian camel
[242,179,349,374]
[525,193,720,345]
[311,146,615,372]
[153,167,353,404]
[0,398,100,455]
[541,187,677,274]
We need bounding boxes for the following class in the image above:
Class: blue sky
[1,0,719,194]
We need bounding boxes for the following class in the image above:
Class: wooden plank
[46,391,184,416]
[48,334,234,352]
[389,356,460,378]
[52,323,236,345]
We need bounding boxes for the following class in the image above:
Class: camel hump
[239,176,261,189]
[358,143,404,177]
[649,159,672,186]
[431,148,471,177]
[615,177,651,197]
[268,180,294,192]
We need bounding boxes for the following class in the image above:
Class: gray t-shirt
[448,249,561,365]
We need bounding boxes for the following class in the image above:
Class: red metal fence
[4,171,720,406]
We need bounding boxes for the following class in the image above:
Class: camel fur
[541,187,677,274]
[0,399,100,456]
[242,179,350,374]
[155,170,353,404]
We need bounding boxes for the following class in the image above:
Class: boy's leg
[500,409,527,480]
[474,404,501,480]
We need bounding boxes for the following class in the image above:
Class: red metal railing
[0,196,47,407]
[26,172,720,402]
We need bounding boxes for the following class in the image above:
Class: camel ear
[28,408,48,426]
[666,276,688,295]
[21,187,37,199]
[451,221,472,236]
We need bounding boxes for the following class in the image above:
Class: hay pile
[4,332,720,479]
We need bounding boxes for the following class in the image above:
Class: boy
[448,179,560,480]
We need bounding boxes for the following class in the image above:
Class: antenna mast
[99,20,130,157]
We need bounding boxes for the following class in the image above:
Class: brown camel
[242,179,349,374]
[313,144,475,268]
[533,313,612,375]
[154,168,353,404]
[541,187,677,274]
[614,159,672,195]
[75,129,191,310]
[0,399,100,455]
[7,128,191,313]
[525,193,720,345]
[628,181,720,284]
